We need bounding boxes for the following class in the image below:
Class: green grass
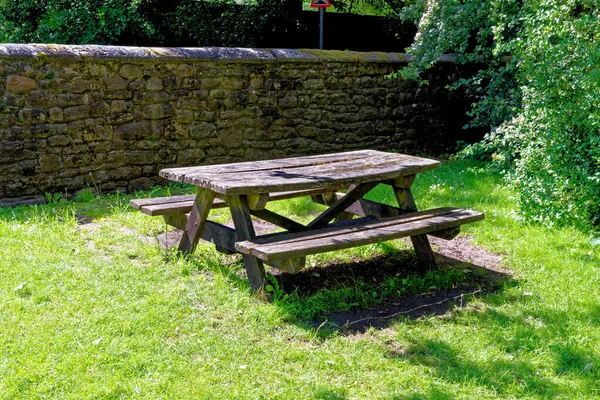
[1,160,599,399]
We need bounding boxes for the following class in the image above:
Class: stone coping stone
[0,43,457,64]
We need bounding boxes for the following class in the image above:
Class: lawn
[0,159,598,399]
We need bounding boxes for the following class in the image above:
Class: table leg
[178,187,216,255]
[227,194,268,291]
[311,192,354,223]
[308,182,378,229]
[393,183,437,271]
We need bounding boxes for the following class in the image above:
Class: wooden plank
[160,151,440,195]
[177,188,215,255]
[131,188,344,216]
[307,182,378,229]
[247,193,269,210]
[393,186,436,270]
[312,193,461,240]
[194,155,438,195]
[140,198,226,216]
[394,175,416,189]
[235,208,484,261]
[160,150,377,178]
[130,194,197,209]
[249,208,306,233]
[227,195,268,291]
[241,208,463,247]
[163,213,188,230]
[164,213,305,271]
[266,257,306,274]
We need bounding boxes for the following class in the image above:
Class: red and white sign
[310,0,331,8]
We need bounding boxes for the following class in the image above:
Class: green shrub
[0,0,300,47]
[400,0,600,229]
[168,0,300,47]
[0,0,156,44]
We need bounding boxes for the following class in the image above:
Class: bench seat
[235,207,484,262]
[129,187,343,216]
[130,195,227,216]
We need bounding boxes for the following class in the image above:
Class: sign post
[310,0,331,50]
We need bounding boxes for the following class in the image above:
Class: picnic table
[131,150,484,291]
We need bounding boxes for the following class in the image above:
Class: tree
[0,0,156,44]
[399,0,600,229]
[0,0,301,47]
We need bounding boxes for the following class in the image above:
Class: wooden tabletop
[159,150,440,195]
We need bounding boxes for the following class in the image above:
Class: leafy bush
[400,0,600,229]
[168,0,301,47]
[0,0,300,47]
[0,0,156,44]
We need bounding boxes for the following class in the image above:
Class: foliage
[319,0,396,15]
[0,0,301,47]
[399,0,600,229]
[169,0,301,47]
[0,0,156,44]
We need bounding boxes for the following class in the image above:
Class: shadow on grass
[392,303,600,398]
[395,337,561,398]
[261,249,599,398]
[267,248,513,335]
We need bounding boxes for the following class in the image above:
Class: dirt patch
[224,218,280,235]
[312,288,484,333]
[429,235,505,274]
[75,212,94,225]
[153,230,183,249]
[75,212,102,232]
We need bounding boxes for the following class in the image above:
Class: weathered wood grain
[227,195,267,291]
[138,198,227,216]
[177,188,215,254]
[165,214,237,254]
[130,187,345,216]
[307,182,378,229]
[240,208,467,247]
[130,194,197,209]
[164,213,305,271]
[393,186,436,269]
[159,150,440,195]
[312,192,459,239]
[246,193,270,210]
[235,208,484,261]
[161,150,376,178]
[249,208,306,233]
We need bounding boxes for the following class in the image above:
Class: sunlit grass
[0,159,598,398]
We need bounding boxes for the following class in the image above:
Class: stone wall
[0,44,480,206]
